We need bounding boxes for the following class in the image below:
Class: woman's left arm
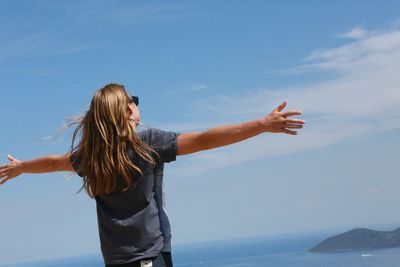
[176,101,305,155]
[0,154,74,185]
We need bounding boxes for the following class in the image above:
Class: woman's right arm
[0,154,74,185]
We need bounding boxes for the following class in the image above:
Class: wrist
[17,161,25,174]
[257,117,271,133]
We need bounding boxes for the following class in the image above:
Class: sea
[1,233,400,267]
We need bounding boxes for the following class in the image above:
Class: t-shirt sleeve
[147,128,179,163]
[70,151,85,177]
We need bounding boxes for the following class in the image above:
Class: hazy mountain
[309,227,400,252]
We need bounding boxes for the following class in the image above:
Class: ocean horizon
[2,232,400,267]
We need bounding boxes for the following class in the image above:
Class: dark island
[308,227,400,252]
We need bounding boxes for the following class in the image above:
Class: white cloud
[188,84,208,92]
[337,26,367,39]
[168,26,400,178]
[158,84,210,97]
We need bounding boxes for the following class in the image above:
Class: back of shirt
[70,128,179,265]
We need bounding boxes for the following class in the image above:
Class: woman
[0,83,305,267]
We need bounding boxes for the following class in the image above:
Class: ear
[127,102,134,115]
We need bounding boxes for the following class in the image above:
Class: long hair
[69,83,159,198]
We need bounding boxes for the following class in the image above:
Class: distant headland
[308,227,400,252]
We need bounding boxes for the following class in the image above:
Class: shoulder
[69,150,85,177]
[138,128,179,146]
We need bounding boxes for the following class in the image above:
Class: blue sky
[1,0,400,265]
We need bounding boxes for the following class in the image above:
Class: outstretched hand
[0,154,22,185]
[260,101,305,135]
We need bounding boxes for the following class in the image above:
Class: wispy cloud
[73,3,202,25]
[168,25,400,178]
[0,27,92,60]
[0,2,201,63]
[0,16,90,65]
[337,26,367,39]
[188,84,208,92]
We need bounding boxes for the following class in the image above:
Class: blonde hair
[69,83,159,198]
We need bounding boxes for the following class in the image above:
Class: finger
[285,118,306,124]
[284,124,303,129]
[282,129,297,135]
[282,110,303,117]
[0,171,7,178]
[0,164,8,170]
[275,101,287,112]
[7,154,16,162]
[0,177,10,185]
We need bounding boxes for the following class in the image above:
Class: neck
[128,119,138,131]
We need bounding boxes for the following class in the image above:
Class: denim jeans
[105,252,173,267]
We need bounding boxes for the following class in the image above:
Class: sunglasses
[131,96,139,106]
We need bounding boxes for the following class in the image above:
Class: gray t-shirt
[70,128,179,265]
